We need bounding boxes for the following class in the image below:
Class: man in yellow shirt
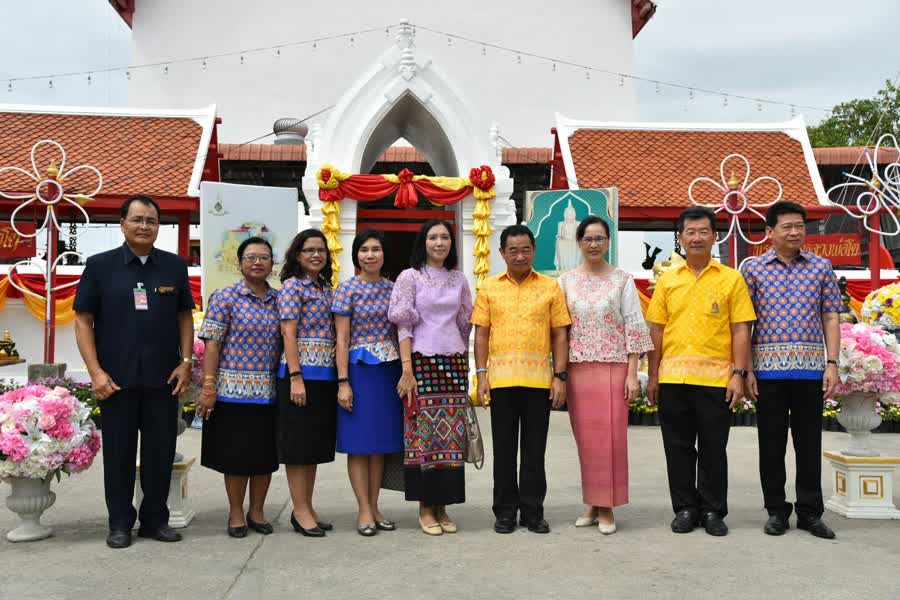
[473,225,571,535]
[646,206,756,537]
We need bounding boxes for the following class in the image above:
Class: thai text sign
[748,234,860,265]
[0,222,36,258]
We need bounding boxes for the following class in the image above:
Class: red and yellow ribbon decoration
[316,164,496,286]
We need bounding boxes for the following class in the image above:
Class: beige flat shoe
[419,516,443,536]
[438,519,458,534]
[575,515,599,527]
[598,521,617,535]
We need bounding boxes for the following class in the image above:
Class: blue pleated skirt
[336,360,404,455]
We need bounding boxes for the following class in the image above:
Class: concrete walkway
[3,415,899,600]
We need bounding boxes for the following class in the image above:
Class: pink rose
[37,414,57,430]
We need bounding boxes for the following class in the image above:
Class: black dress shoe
[763,514,789,536]
[375,519,396,531]
[493,517,517,534]
[357,524,377,537]
[701,512,729,537]
[521,518,551,534]
[137,525,183,542]
[670,510,699,533]
[106,529,132,549]
[227,525,248,538]
[246,512,274,535]
[291,513,325,537]
[797,518,836,539]
[316,521,334,532]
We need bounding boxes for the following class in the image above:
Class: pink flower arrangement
[834,323,900,397]
[0,384,101,480]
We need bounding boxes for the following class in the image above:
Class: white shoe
[575,515,599,527]
[598,521,617,535]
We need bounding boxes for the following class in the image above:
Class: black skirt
[201,401,278,476]
[276,377,338,465]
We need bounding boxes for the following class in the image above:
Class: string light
[551,62,557,72]
[585,71,591,80]
[791,105,796,118]
[481,45,487,56]
[516,54,522,64]
[655,82,661,94]
[240,55,245,65]
[689,89,694,102]
[619,75,624,87]
[87,74,92,85]
[757,101,763,112]
[447,37,452,46]
[385,27,390,37]
[7,81,11,93]
[723,96,729,108]
[349,36,355,47]
[312,42,318,52]
[163,65,169,75]
[48,79,53,89]
[275,48,281,58]
[201,58,207,70]
[126,70,131,80]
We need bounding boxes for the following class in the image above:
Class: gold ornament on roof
[46,160,59,179]
[727,171,741,190]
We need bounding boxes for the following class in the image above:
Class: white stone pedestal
[134,458,196,529]
[824,451,900,519]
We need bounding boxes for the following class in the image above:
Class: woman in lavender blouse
[389,219,473,536]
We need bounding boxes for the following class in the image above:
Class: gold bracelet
[203,375,216,382]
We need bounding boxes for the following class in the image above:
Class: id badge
[133,283,149,311]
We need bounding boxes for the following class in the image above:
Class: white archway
[303,19,516,287]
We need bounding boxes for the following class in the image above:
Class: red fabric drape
[189,276,202,310]
[319,172,473,208]
[0,274,203,308]
[413,180,472,205]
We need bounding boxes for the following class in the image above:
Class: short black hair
[765,201,807,228]
[500,224,535,249]
[676,206,716,233]
[352,228,387,270]
[120,195,161,220]
[576,215,610,241]
[410,219,458,270]
[237,236,273,262]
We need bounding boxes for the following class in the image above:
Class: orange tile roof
[567,129,822,208]
[219,143,551,165]
[813,146,899,166]
[0,110,204,197]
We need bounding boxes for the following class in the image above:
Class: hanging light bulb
[312,42,318,52]
[276,48,281,57]
[723,96,729,108]
[689,89,694,102]
[7,81,12,93]
[655,82,661,94]
[551,62,557,72]
[164,64,169,75]
[757,101,763,112]
[87,74,92,85]
[481,45,487,56]
[516,54,522,64]
[585,71,591,80]
[126,70,131,80]
[619,75,625,87]
[202,58,208,70]
[48,79,53,89]
[240,55,245,65]
[385,27,390,37]
[790,105,796,118]
[447,37,452,46]
[349,36,355,47]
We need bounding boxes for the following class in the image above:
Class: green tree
[807,79,900,147]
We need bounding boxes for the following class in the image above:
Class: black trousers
[490,387,551,522]
[756,379,824,520]
[658,384,731,517]
[100,387,178,531]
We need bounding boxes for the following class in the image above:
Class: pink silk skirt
[567,361,629,507]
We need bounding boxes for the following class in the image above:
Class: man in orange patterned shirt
[646,206,755,537]
[473,224,571,535]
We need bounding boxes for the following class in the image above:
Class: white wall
[127,0,638,147]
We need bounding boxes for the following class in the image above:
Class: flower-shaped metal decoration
[688,153,783,247]
[826,134,900,237]
[0,140,101,304]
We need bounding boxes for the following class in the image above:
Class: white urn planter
[836,392,883,456]
[4,476,56,542]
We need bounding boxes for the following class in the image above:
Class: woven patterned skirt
[403,352,467,506]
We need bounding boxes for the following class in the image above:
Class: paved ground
[2,415,899,600]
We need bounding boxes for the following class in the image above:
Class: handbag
[464,404,485,470]
[380,452,405,492]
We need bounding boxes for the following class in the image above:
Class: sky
[0,0,895,127]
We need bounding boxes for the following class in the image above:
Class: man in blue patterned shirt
[741,201,842,540]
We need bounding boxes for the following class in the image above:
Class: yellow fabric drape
[637,288,651,316]
[21,292,77,325]
[0,277,8,313]
[320,200,342,287]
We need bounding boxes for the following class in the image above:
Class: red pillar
[45,214,57,364]
[177,211,190,260]
[869,213,882,291]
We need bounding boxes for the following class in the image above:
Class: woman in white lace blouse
[558,216,653,535]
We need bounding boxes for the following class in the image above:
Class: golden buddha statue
[0,330,20,360]
[648,251,686,293]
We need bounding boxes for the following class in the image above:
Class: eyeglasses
[241,254,272,263]
[126,217,159,227]
[300,247,328,256]
[581,236,609,245]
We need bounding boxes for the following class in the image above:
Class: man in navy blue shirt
[74,195,195,549]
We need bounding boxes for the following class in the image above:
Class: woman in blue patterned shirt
[197,236,280,538]
[277,229,338,538]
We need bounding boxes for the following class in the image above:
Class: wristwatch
[826,359,838,366]
[553,371,568,382]
[732,369,748,378]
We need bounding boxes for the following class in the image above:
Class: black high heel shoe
[291,513,325,537]
[246,512,274,535]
